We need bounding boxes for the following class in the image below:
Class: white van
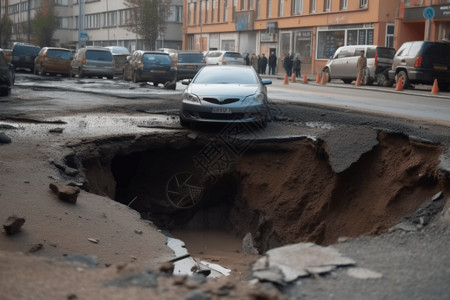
[323,45,396,86]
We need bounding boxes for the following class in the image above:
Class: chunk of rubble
[252,242,355,283]
[3,215,25,235]
[49,182,80,203]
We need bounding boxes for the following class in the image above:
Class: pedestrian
[251,53,258,72]
[269,52,277,75]
[356,50,367,85]
[260,53,268,75]
[283,54,292,77]
[244,53,250,66]
[293,56,302,78]
[257,54,261,74]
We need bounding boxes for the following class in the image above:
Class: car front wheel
[397,70,410,89]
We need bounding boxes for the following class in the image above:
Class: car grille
[198,112,245,120]
[202,97,240,105]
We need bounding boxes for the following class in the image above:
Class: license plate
[433,65,448,71]
[212,108,232,114]
[152,69,167,73]
[185,65,197,69]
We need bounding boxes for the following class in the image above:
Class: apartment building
[183,0,400,74]
[395,0,450,49]
[0,0,183,52]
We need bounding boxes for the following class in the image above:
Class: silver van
[70,47,115,79]
[205,51,244,65]
[323,45,396,86]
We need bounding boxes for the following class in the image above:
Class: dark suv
[12,43,41,73]
[388,41,450,90]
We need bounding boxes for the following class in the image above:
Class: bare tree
[31,0,56,47]
[124,0,172,50]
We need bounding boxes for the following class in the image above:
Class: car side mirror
[181,79,191,85]
[262,79,272,85]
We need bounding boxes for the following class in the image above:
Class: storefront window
[280,32,291,56]
[317,30,344,59]
[294,31,312,63]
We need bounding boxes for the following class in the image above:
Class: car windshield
[47,49,72,60]
[422,43,450,65]
[194,67,257,84]
[377,47,396,59]
[13,45,40,56]
[142,53,172,65]
[178,53,204,63]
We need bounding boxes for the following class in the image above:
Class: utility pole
[27,0,31,43]
[426,0,433,41]
[78,0,84,49]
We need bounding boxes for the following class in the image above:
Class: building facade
[0,0,183,51]
[183,0,400,74]
[394,0,450,49]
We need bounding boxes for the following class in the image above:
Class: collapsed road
[0,74,449,299]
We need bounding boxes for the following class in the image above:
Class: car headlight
[182,93,201,103]
[245,93,265,102]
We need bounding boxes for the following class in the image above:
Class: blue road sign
[79,32,89,42]
[423,6,435,20]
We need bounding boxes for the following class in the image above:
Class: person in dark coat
[283,54,293,77]
[244,53,250,66]
[293,56,302,77]
[257,54,261,74]
[268,52,277,75]
[260,53,268,75]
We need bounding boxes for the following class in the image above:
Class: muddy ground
[1,83,450,299]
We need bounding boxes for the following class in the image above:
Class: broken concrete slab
[347,268,383,279]
[3,215,25,235]
[49,182,80,204]
[319,127,378,173]
[252,242,355,283]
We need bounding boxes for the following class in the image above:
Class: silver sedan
[179,65,272,127]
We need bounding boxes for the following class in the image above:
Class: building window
[55,17,71,29]
[85,14,100,29]
[55,0,69,6]
[324,0,331,11]
[118,9,130,26]
[249,0,254,10]
[310,0,316,13]
[292,0,303,15]
[104,11,117,27]
[224,0,229,21]
[340,0,347,10]
[279,0,284,16]
[256,0,260,18]
[317,30,345,59]
[241,0,244,10]
[267,0,272,18]
[360,0,368,8]
[386,24,394,47]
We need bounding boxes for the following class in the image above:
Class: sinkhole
[75,131,449,253]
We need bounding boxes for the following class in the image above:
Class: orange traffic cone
[321,72,327,85]
[303,73,308,84]
[396,76,403,91]
[316,73,321,83]
[431,78,439,94]
[292,73,296,83]
[284,74,289,85]
[355,73,361,86]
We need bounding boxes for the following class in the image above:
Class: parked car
[123,50,176,89]
[179,65,271,127]
[0,49,15,96]
[11,43,41,73]
[204,50,244,65]
[388,41,450,90]
[34,47,72,76]
[70,47,115,79]
[323,45,396,86]
[176,51,205,81]
[3,49,12,63]
[105,46,130,74]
